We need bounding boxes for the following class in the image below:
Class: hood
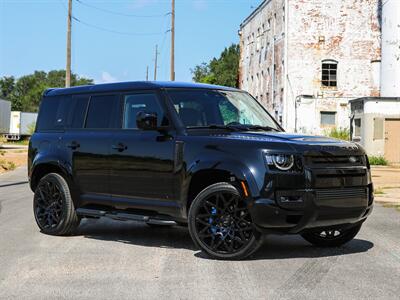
[199,131,365,156]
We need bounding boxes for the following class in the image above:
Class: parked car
[28,82,373,260]
[5,111,38,140]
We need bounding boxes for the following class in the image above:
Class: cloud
[99,71,118,83]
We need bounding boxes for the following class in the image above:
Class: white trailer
[0,99,11,134]
[5,111,38,140]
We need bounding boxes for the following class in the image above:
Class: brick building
[238,0,383,134]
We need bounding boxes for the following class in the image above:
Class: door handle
[67,141,80,150]
[112,143,127,152]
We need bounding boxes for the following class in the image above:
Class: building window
[321,60,337,87]
[354,118,361,136]
[320,111,336,126]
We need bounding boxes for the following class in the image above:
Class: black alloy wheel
[301,223,362,247]
[33,173,80,235]
[188,182,261,260]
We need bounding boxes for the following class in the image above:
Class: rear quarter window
[36,96,70,131]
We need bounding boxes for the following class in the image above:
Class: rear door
[62,93,119,203]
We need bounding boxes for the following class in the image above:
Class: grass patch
[0,150,5,156]
[0,160,16,171]
[368,156,388,166]
[374,187,385,195]
[382,203,400,212]
[324,127,350,141]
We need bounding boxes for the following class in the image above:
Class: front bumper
[249,184,373,234]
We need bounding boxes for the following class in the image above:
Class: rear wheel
[188,182,261,260]
[33,173,80,235]
[301,223,362,247]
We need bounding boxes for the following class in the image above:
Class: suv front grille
[305,155,365,167]
[316,187,368,201]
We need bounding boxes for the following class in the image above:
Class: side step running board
[76,208,177,225]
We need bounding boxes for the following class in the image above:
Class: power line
[75,0,167,18]
[58,0,163,36]
[72,16,163,36]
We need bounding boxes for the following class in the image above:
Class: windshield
[167,89,281,131]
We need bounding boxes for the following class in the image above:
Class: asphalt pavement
[0,167,399,300]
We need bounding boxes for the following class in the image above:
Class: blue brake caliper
[209,207,218,235]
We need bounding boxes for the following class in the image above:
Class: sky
[0,0,263,83]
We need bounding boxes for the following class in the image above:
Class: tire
[301,223,362,247]
[33,173,80,236]
[188,182,262,260]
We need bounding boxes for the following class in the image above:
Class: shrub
[324,127,350,141]
[368,156,388,166]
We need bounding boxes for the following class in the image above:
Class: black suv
[29,82,373,259]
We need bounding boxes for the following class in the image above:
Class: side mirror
[136,111,158,130]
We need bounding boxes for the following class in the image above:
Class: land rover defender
[28,82,373,259]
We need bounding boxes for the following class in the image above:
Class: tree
[191,44,240,88]
[0,70,93,112]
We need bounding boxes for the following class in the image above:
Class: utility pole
[170,0,175,81]
[146,66,149,81]
[154,45,158,81]
[65,0,72,88]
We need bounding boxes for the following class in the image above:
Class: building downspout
[284,0,289,131]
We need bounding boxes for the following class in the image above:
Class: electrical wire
[75,0,167,18]
[57,0,164,36]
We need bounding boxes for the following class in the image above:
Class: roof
[240,0,271,29]
[45,81,240,97]
[349,97,400,103]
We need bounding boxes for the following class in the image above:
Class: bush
[368,156,388,166]
[324,127,350,141]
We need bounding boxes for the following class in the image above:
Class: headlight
[264,153,301,171]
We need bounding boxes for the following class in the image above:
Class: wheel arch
[183,160,259,216]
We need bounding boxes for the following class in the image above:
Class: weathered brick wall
[287,0,381,132]
[239,0,381,133]
[239,0,286,123]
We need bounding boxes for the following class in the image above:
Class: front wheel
[188,182,261,260]
[301,223,362,247]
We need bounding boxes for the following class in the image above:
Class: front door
[109,91,177,213]
[385,119,400,163]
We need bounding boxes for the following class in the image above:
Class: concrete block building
[238,0,395,135]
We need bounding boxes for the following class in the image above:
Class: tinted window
[36,96,70,131]
[167,90,279,130]
[85,95,118,129]
[66,95,89,128]
[123,93,167,129]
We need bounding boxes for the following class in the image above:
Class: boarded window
[373,118,384,140]
[354,118,361,136]
[320,111,336,125]
[321,60,337,87]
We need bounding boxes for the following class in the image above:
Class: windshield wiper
[244,125,281,132]
[187,124,239,131]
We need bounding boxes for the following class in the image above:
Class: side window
[85,95,118,129]
[123,93,166,129]
[36,95,71,131]
[66,95,89,129]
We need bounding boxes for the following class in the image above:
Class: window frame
[83,93,120,130]
[321,59,338,88]
[119,90,171,131]
[320,111,337,126]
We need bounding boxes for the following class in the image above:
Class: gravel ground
[0,167,399,300]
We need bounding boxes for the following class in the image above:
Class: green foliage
[324,127,350,141]
[192,44,240,87]
[0,159,16,171]
[368,156,388,166]
[0,70,93,112]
